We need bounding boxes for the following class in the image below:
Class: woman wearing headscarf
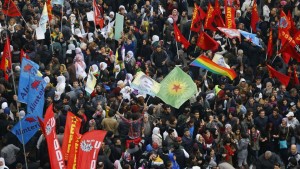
[152,127,163,148]
[125,51,136,74]
[59,64,70,84]
[99,62,109,83]
[74,47,87,80]
[124,73,133,86]
[56,75,66,95]
[0,157,9,169]
[168,9,179,24]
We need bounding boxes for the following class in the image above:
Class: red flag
[294,69,300,85]
[174,23,190,49]
[204,4,216,31]
[0,38,12,80]
[67,132,82,169]
[190,3,202,32]
[251,0,259,32]
[93,0,104,28]
[76,130,107,169]
[20,49,30,63]
[267,65,290,87]
[279,31,300,62]
[46,0,52,21]
[197,31,220,51]
[267,29,273,59]
[288,11,297,36]
[61,112,82,161]
[279,10,291,32]
[39,104,66,169]
[214,14,225,28]
[2,0,21,17]
[225,6,236,29]
[199,6,207,20]
[215,0,221,15]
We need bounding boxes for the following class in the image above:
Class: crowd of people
[0,0,300,168]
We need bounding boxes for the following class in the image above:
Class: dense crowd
[1,0,300,168]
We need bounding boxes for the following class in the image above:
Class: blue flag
[11,114,41,144]
[18,58,39,103]
[239,30,262,47]
[12,75,46,144]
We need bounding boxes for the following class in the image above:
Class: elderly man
[256,151,283,169]
[288,145,300,165]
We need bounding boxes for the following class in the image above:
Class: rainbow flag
[190,55,237,80]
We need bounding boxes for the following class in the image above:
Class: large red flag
[197,31,220,51]
[199,6,207,20]
[288,11,297,36]
[46,0,52,21]
[279,10,291,32]
[0,38,12,80]
[174,23,190,49]
[67,132,82,169]
[2,0,22,17]
[190,3,202,32]
[76,130,107,169]
[61,112,82,161]
[251,0,259,32]
[204,4,216,31]
[214,14,225,28]
[267,29,273,59]
[267,65,290,87]
[225,6,236,29]
[93,0,104,28]
[279,31,300,62]
[215,0,221,15]
[39,104,66,169]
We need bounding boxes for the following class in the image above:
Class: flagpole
[175,41,179,59]
[60,5,63,31]
[145,96,151,105]
[117,99,124,112]
[188,30,192,42]
[8,39,29,169]
[271,54,278,64]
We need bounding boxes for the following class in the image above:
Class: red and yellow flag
[0,38,12,80]
[197,31,220,51]
[250,0,259,32]
[267,29,273,59]
[2,0,22,17]
[204,4,216,31]
[190,3,202,32]
[225,6,236,29]
[174,23,190,49]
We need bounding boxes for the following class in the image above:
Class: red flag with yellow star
[157,67,197,109]
[0,38,12,80]
[174,23,190,49]
[250,0,259,32]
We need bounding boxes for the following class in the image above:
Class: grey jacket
[237,138,250,159]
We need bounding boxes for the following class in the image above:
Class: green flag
[157,67,197,109]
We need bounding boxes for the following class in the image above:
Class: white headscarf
[56,75,66,95]
[124,73,133,85]
[74,48,87,79]
[0,157,8,169]
[99,62,108,71]
[91,64,99,74]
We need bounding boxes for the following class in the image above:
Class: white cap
[167,17,173,24]
[286,112,294,117]
[240,78,246,83]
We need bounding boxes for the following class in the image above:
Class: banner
[67,132,82,169]
[0,38,12,80]
[18,58,39,103]
[217,27,241,41]
[39,3,49,33]
[12,75,46,144]
[11,114,41,144]
[239,30,261,47]
[61,112,82,161]
[76,130,107,169]
[131,71,161,97]
[52,0,64,5]
[39,104,66,169]
[114,13,124,40]
[225,6,236,29]
[26,75,47,115]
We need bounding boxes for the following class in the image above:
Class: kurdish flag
[190,55,237,80]
[157,67,197,109]
[39,3,49,33]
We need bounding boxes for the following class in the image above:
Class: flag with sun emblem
[157,67,197,109]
